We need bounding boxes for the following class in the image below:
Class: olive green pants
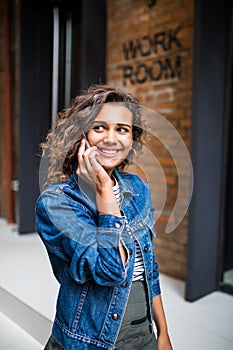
[115,280,158,350]
[44,336,64,350]
[45,281,157,350]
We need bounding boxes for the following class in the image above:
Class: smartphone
[82,131,91,149]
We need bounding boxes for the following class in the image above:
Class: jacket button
[112,313,118,320]
[121,283,127,287]
[131,220,136,225]
[129,249,133,255]
[148,273,152,280]
[115,222,121,228]
[144,246,149,252]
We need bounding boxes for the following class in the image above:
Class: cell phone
[82,131,91,149]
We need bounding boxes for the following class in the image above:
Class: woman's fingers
[77,138,86,165]
[77,139,110,189]
[77,140,100,178]
[88,151,102,171]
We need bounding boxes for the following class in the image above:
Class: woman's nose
[103,129,117,144]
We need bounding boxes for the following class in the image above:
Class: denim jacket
[36,169,161,350]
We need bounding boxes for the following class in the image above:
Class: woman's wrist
[96,191,121,216]
[157,327,169,337]
[97,184,114,198]
[157,332,173,349]
[98,210,121,216]
[97,204,121,217]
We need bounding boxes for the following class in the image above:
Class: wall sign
[121,26,183,85]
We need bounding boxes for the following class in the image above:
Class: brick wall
[106,0,194,280]
[0,0,19,220]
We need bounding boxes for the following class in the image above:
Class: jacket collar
[113,168,134,198]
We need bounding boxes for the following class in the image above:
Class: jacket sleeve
[35,188,127,286]
[146,183,161,298]
[151,247,161,297]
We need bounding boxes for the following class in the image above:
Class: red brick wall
[106,0,194,280]
[0,0,19,220]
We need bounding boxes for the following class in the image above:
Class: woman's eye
[117,127,130,133]
[93,125,105,132]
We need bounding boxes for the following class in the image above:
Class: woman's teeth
[100,149,118,155]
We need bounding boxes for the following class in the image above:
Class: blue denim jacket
[36,169,161,350]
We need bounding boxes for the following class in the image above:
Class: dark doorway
[18,0,53,233]
[18,0,106,233]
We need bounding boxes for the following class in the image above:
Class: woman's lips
[97,147,121,157]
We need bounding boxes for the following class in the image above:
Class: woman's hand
[77,138,111,192]
[77,138,121,215]
[77,138,126,263]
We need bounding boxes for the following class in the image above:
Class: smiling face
[87,104,133,176]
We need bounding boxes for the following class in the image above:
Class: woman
[36,85,173,350]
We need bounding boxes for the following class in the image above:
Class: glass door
[51,1,82,127]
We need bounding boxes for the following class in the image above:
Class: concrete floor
[0,218,233,349]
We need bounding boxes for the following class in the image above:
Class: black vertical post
[185,0,229,300]
[79,0,106,89]
[18,1,52,233]
[219,0,233,294]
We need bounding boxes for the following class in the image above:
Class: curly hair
[41,85,146,186]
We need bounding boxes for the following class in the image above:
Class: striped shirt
[112,179,144,281]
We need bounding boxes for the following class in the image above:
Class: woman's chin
[97,157,122,170]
